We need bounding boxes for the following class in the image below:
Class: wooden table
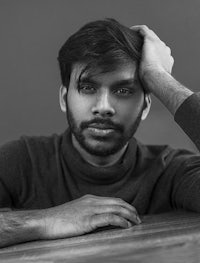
[1,211,200,262]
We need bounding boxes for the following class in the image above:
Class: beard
[66,107,142,157]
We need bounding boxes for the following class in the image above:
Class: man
[0,18,199,248]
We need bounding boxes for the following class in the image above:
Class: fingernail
[136,216,142,224]
[128,221,132,228]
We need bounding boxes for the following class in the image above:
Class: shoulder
[135,139,200,170]
[20,132,63,154]
[0,131,67,166]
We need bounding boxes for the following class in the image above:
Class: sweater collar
[61,129,138,184]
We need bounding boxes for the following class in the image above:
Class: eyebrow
[79,77,137,88]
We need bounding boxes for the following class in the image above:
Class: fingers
[85,195,140,220]
[130,24,174,75]
[130,25,160,41]
[131,25,172,54]
[166,46,171,55]
[171,56,174,67]
[82,195,141,225]
[88,195,135,211]
[91,214,132,229]
[94,205,141,225]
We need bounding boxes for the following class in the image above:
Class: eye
[78,84,96,94]
[114,88,133,96]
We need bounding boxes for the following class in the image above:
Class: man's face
[65,62,148,156]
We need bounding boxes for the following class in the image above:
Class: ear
[59,85,67,113]
[141,93,151,121]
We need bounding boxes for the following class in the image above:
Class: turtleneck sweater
[0,93,200,215]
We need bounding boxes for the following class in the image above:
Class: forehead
[70,62,138,85]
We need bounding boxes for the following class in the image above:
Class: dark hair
[57,18,143,87]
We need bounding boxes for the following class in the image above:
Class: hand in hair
[131,25,193,116]
[131,25,174,81]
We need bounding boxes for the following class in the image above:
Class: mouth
[87,124,116,136]
[88,123,115,130]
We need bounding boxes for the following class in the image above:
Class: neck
[71,135,128,167]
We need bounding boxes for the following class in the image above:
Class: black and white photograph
[0,1,200,262]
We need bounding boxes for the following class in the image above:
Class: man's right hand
[43,194,141,239]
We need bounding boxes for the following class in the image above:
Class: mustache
[80,118,124,132]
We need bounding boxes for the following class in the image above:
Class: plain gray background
[0,0,199,152]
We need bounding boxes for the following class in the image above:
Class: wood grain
[1,211,200,262]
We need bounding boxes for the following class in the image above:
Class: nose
[91,89,115,117]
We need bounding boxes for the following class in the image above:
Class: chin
[83,139,125,157]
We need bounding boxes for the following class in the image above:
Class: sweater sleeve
[0,139,30,208]
[174,92,200,151]
[171,153,200,213]
[170,92,200,212]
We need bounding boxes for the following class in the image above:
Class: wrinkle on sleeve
[171,154,200,212]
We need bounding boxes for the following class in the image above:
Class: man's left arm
[130,26,200,213]
[131,25,200,150]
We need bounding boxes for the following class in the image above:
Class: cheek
[117,96,144,124]
[67,91,92,123]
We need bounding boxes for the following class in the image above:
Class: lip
[88,124,115,130]
[87,127,115,136]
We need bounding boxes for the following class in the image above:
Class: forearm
[142,69,200,151]
[0,209,46,248]
[142,70,193,115]
[174,92,200,151]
